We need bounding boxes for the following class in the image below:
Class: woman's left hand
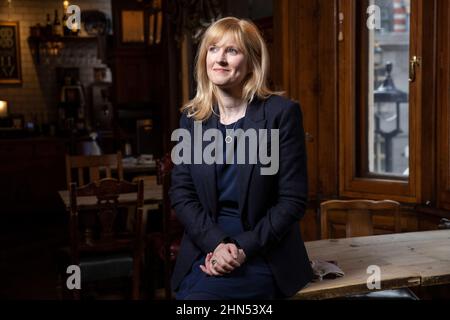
[200,246,247,276]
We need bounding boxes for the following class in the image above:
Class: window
[362,0,411,178]
[339,0,435,203]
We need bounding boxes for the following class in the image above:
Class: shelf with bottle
[29,8,92,40]
[28,34,98,45]
[28,9,98,64]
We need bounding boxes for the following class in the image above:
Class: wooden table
[122,161,156,174]
[99,161,157,177]
[58,178,163,209]
[294,230,450,299]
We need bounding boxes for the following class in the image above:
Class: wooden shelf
[28,35,97,42]
[27,35,98,64]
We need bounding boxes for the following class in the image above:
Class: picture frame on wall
[0,21,22,84]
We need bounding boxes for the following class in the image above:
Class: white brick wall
[0,0,112,124]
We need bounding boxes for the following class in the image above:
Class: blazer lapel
[238,98,266,219]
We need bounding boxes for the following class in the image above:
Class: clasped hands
[200,243,246,276]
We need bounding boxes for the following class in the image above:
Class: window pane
[367,0,410,177]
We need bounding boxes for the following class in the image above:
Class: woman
[169,17,312,300]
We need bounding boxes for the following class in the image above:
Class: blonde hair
[181,17,280,121]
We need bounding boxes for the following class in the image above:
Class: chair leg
[164,285,171,299]
[73,290,81,300]
[164,262,172,300]
[132,276,140,300]
[146,249,162,299]
[132,260,141,300]
[59,272,80,300]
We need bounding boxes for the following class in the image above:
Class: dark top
[215,117,245,236]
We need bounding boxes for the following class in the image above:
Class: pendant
[225,135,233,144]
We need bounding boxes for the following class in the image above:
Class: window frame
[437,0,450,210]
[338,0,436,204]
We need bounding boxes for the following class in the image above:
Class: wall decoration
[0,21,22,84]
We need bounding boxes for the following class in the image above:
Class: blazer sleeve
[233,102,308,258]
[169,113,228,254]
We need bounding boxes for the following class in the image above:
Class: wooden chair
[320,199,418,300]
[65,152,123,188]
[146,153,183,299]
[321,199,401,239]
[62,178,145,300]
[130,175,160,232]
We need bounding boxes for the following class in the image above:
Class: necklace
[223,120,238,144]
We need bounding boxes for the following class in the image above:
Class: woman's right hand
[199,252,215,276]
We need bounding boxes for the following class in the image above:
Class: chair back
[156,153,182,237]
[320,199,401,239]
[65,152,123,188]
[68,178,144,299]
[131,175,160,231]
[156,153,174,186]
[155,153,182,299]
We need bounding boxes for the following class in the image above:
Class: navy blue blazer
[169,95,313,297]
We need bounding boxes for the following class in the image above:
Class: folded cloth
[137,154,155,165]
[310,260,345,282]
[438,218,450,229]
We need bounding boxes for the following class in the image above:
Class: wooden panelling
[291,0,319,200]
[275,0,339,239]
[415,0,437,206]
[317,0,339,197]
[272,0,289,91]
[274,0,338,201]
[112,51,154,104]
[300,207,319,241]
[437,0,450,209]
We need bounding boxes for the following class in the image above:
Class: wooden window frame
[338,0,436,204]
[437,0,450,210]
